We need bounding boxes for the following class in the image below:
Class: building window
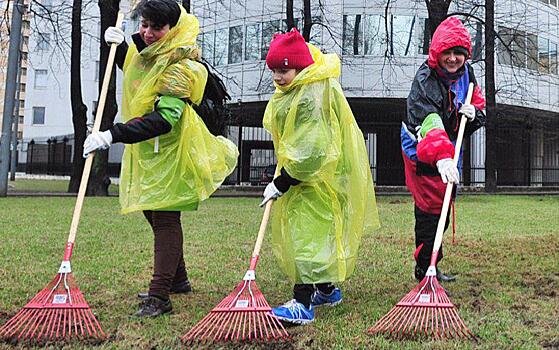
[363,15,385,56]
[21,67,27,76]
[214,28,228,66]
[32,107,46,125]
[17,131,23,139]
[19,100,25,109]
[228,25,243,64]
[538,37,550,74]
[34,69,48,88]
[497,27,511,65]
[37,33,50,50]
[465,21,483,61]
[18,116,24,124]
[201,31,215,65]
[391,15,415,56]
[245,23,261,61]
[527,34,538,70]
[261,20,280,60]
[343,14,362,55]
[20,83,26,92]
[549,42,557,74]
[512,30,527,68]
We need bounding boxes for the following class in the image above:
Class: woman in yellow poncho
[83,0,238,317]
[260,29,380,324]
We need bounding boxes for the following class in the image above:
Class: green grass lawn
[8,179,119,195]
[0,195,557,349]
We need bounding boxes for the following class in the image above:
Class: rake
[182,200,289,343]
[0,10,128,344]
[368,83,476,340]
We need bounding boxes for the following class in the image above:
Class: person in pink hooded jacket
[400,17,486,282]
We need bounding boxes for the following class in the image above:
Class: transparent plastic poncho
[263,44,380,283]
[119,8,238,214]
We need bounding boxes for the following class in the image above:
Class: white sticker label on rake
[418,294,430,303]
[53,294,68,304]
[235,300,249,308]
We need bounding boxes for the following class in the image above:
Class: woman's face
[139,17,170,46]
[271,68,298,86]
[438,48,466,73]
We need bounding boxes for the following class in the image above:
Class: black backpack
[191,59,231,136]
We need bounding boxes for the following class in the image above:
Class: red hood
[428,17,472,69]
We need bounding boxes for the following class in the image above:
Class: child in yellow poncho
[83,0,237,317]
[261,29,380,324]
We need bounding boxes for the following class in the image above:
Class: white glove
[436,158,460,184]
[459,104,475,121]
[104,26,125,45]
[260,181,283,207]
[83,130,113,158]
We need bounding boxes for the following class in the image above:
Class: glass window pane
[497,26,512,65]
[392,15,415,56]
[527,34,538,70]
[512,30,526,68]
[261,20,281,60]
[549,42,557,74]
[32,107,45,125]
[309,16,322,46]
[228,25,243,64]
[417,18,430,55]
[364,14,385,56]
[202,31,215,65]
[34,69,48,88]
[214,28,229,66]
[342,14,363,55]
[538,37,550,73]
[245,23,261,61]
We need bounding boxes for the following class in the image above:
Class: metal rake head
[369,275,475,340]
[182,279,289,343]
[0,272,105,344]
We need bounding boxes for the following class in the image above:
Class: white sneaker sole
[313,298,342,308]
[274,315,314,325]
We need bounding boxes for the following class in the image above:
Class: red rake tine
[183,200,289,344]
[0,270,106,343]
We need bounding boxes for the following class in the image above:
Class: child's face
[438,48,466,73]
[272,68,298,86]
[139,17,170,46]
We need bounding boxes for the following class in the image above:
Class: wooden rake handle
[66,12,125,248]
[251,200,273,260]
[430,83,474,266]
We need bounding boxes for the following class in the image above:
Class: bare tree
[86,0,119,196]
[68,0,88,193]
[286,0,295,31]
[484,0,497,191]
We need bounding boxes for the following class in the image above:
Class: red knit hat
[266,29,314,70]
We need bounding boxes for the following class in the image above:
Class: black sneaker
[133,296,172,318]
[436,269,456,282]
[137,280,192,299]
[414,266,456,282]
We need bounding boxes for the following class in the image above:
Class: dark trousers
[414,205,450,271]
[143,210,188,300]
[293,283,335,308]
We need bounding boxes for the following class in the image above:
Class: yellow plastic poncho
[119,8,238,214]
[263,45,380,284]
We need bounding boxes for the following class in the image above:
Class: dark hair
[132,0,181,29]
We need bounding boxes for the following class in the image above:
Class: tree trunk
[181,0,190,13]
[353,15,361,55]
[425,0,451,38]
[302,0,311,42]
[286,0,295,30]
[89,0,119,196]
[484,0,497,192]
[68,0,88,193]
